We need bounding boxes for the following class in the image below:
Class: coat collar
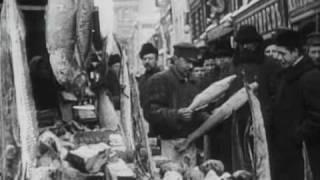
[280,56,315,82]
[144,66,160,76]
[169,66,196,83]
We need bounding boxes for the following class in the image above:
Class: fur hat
[139,43,158,59]
[235,25,263,44]
[274,29,302,50]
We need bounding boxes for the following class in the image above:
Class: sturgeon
[120,54,135,151]
[46,0,86,92]
[177,82,258,152]
[98,90,121,131]
[76,0,94,65]
[1,0,39,178]
[187,75,237,111]
[245,83,271,180]
[0,18,20,180]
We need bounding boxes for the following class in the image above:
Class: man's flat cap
[173,42,198,61]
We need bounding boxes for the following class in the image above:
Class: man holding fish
[143,42,209,166]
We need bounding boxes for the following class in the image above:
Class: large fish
[177,82,258,152]
[1,0,39,179]
[93,0,114,40]
[187,75,237,111]
[0,20,20,180]
[244,83,271,180]
[98,90,121,131]
[46,0,86,92]
[130,71,155,178]
[76,0,94,65]
[120,54,135,151]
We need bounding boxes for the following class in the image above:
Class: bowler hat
[306,32,320,46]
[235,25,263,44]
[174,42,198,61]
[139,43,158,59]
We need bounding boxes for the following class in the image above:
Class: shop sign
[236,2,282,35]
[288,0,316,12]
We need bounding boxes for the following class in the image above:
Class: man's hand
[178,108,193,122]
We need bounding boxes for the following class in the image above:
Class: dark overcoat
[270,56,320,180]
[143,66,205,139]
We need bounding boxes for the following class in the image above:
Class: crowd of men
[137,25,320,180]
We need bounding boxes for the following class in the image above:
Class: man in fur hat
[138,43,161,108]
[270,29,320,180]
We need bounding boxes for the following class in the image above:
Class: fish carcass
[120,55,135,151]
[1,0,39,178]
[76,0,94,65]
[46,0,87,92]
[245,84,271,180]
[98,90,121,131]
[177,82,258,152]
[0,14,20,180]
[187,75,237,111]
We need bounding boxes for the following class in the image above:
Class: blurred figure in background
[104,54,122,109]
[109,54,121,79]
[29,55,60,110]
[138,43,160,105]
[191,60,205,83]
[213,40,234,78]
[305,32,320,67]
[203,52,217,75]
[264,40,277,59]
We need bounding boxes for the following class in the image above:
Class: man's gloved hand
[178,108,193,122]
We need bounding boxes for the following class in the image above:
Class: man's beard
[233,48,264,65]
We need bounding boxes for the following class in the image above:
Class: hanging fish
[76,0,94,65]
[46,0,87,92]
[98,90,121,131]
[0,21,20,180]
[244,83,271,180]
[1,0,39,178]
[120,55,135,151]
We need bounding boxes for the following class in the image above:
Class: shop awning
[207,23,233,42]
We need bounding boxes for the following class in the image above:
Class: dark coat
[270,56,320,180]
[104,70,121,110]
[143,66,205,139]
[138,67,161,105]
[207,57,280,172]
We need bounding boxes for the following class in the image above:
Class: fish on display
[76,0,94,66]
[1,0,39,178]
[0,13,20,180]
[120,55,135,151]
[177,82,258,152]
[244,83,271,180]
[187,75,237,111]
[46,0,86,92]
[98,90,121,131]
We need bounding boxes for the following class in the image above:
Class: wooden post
[204,135,211,160]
